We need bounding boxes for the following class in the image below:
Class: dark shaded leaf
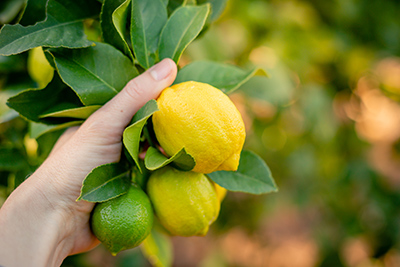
[7,74,83,123]
[0,148,27,171]
[19,0,48,26]
[0,0,25,25]
[101,0,133,59]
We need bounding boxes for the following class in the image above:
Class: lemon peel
[152,81,246,174]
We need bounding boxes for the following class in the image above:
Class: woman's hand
[0,59,177,267]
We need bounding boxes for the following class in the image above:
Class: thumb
[81,58,177,138]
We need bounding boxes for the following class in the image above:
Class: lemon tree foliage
[48,42,139,105]
[0,0,100,56]
[208,150,278,194]
[175,60,268,93]
[0,0,277,262]
[144,146,195,172]
[78,162,131,202]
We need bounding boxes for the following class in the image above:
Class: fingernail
[150,59,174,81]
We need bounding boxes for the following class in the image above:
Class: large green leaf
[174,60,267,94]
[123,100,159,172]
[19,0,48,26]
[144,146,195,171]
[101,0,133,59]
[6,75,83,123]
[0,0,100,56]
[208,150,278,195]
[159,4,210,63]
[131,0,168,69]
[77,162,131,202]
[48,42,138,105]
[141,227,173,267]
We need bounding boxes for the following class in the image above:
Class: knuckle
[125,79,145,101]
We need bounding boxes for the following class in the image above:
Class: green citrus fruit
[91,184,153,255]
[152,81,246,174]
[147,166,220,237]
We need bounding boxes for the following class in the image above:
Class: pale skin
[0,58,177,267]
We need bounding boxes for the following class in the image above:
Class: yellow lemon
[213,182,228,202]
[147,166,220,236]
[91,184,154,255]
[27,46,54,88]
[152,81,246,174]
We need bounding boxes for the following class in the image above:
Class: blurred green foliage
[1,0,400,266]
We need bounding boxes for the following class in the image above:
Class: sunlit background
[1,0,400,266]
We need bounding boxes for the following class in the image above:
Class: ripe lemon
[213,182,228,202]
[147,166,220,237]
[91,184,154,255]
[152,81,246,174]
[27,46,54,88]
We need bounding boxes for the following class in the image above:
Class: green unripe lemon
[91,184,154,255]
[147,166,220,237]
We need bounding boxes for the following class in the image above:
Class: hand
[0,59,177,267]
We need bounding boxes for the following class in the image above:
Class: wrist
[0,174,69,266]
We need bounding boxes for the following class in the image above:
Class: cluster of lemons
[91,81,246,255]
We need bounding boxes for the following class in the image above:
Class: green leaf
[123,100,159,172]
[208,150,278,195]
[159,4,210,64]
[197,0,227,23]
[174,60,267,94]
[141,227,173,267]
[131,0,168,69]
[39,105,101,119]
[19,0,48,26]
[0,0,100,56]
[29,121,83,139]
[48,42,138,105]
[101,0,133,59]
[6,75,83,123]
[112,0,133,60]
[77,162,131,202]
[144,146,195,171]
